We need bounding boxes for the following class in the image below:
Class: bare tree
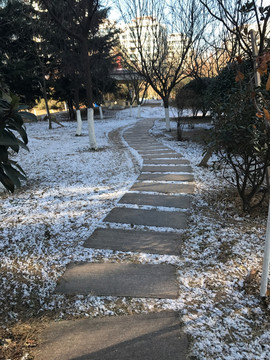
[117,0,207,131]
[199,0,270,58]
[121,63,149,117]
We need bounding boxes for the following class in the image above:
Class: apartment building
[118,16,183,61]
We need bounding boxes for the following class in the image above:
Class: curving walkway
[34,119,194,360]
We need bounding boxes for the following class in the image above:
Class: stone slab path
[119,192,191,208]
[130,182,194,194]
[141,165,193,172]
[34,312,188,360]
[143,159,190,164]
[84,228,183,255]
[35,118,194,359]
[55,263,178,298]
[104,207,187,229]
[137,173,194,181]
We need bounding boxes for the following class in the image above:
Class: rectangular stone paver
[130,182,194,194]
[134,144,165,147]
[84,227,183,255]
[143,159,190,165]
[142,165,193,173]
[136,147,169,152]
[55,263,178,298]
[119,192,191,209]
[104,207,187,229]
[138,173,194,181]
[142,153,182,159]
[128,141,157,145]
[138,149,173,154]
[34,312,188,360]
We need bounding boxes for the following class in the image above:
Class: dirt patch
[169,117,212,145]
[0,320,48,360]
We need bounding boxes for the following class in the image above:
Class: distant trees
[0,0,118,193]
[117,0,207,130]
[0,1,42,105]
[175,78,212,117]
[38,0,117,147]
[1,0,117,137]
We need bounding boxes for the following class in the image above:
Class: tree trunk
[99,105,104,119]
[42,77,52,129]
[129,102,132,117]
[137,104,141,118]
[67,98,75,120]
[74,87,80,110]
[74,87,82,136]
[81,39,97,148]
[177,118,182,141]
[199,150,212,167]
[76,110,82,136]
[81,40,93,108]
[163,97,170,131]
[87,108,97,149]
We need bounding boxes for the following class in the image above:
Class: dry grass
[0,320,46,360]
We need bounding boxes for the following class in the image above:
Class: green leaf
[17,104,29,111]
[0,129,29,150]
[3,164,25,187]
[0,147,8,163]
[19,111,37,122]
[9,159,26,176]
[10,95,20,109]
[6,121,28,145]
[0,168,14,193]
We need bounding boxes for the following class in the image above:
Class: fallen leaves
[235,71,245,82]
[263,108,270,121]
[257,52,270,76]
[266,73,270,91]
[0,323,38,360]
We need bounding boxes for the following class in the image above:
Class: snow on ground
[1,106,270,359]
[0,113,141,322]
[151,118,270,359]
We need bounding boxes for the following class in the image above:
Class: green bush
[175,78,212,116]
[207,60,270,211]
[0,91,35,192]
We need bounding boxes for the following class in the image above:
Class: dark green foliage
[207,60,254,114]
[175,77,212,116]
[0,91,34,192]
[208,60,270,211]
[0,1,42,105]
[1,0,117,114]
[38,0,118,109]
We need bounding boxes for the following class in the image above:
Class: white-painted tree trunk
[76,109,82,136]
[250,30,261,87]
[87,108,97,150]
[165,107,170,131]
[64,102,68,111]
[250,29,268,296]
[99,106,104,120]
[261,200,270,296]
[137,105,141,118]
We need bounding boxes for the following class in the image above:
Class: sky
[107,0,122,22]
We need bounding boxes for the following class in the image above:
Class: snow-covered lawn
[1,105,270,359]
